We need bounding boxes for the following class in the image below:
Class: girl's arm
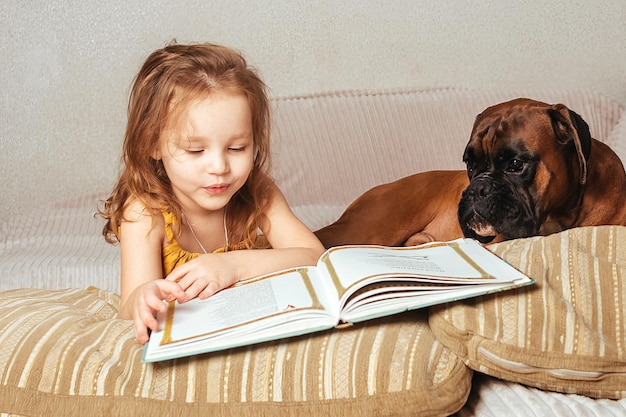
[165,186,326,300]
[119,200,185,343]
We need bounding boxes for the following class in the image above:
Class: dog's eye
[507,159,524,172]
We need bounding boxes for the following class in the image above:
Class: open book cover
[142,238,534,362]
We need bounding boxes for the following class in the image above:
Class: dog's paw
[403,232,436,247]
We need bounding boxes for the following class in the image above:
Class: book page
[154,267,324,346]
[340,281,519,323]
[317,238,527,300]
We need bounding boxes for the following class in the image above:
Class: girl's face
[156,92,255,216]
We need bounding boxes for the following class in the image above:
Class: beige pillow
[429,225,626,399]
[0,286,470,417]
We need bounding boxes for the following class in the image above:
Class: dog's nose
[469,179,494,198]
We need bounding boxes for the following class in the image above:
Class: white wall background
[1,0,625,219]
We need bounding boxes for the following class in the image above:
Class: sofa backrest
[269,88,625,229]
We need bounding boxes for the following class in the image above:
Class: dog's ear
[548,104,592,185]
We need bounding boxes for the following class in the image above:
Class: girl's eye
[229,146,246,152]
[186,149,204,154]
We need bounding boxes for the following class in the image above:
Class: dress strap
[162,211,178,244]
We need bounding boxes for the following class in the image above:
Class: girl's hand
[126,280,186,344]
[164,253,240,301]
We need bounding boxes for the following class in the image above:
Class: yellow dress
[161,211,263,276]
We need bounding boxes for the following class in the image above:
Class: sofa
[1,87,625,416]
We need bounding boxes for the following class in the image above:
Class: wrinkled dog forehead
[478,97,551,117]
[472,98,552,133]
[465,99,558,159]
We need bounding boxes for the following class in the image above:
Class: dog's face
[457,98,592,243]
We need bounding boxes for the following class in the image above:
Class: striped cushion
[429,225,626,399]
[0,287,470,417]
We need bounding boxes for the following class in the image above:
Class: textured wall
[1,0,625,219]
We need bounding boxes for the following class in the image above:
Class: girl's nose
[205,151,228,175]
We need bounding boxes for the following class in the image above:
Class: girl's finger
[183,279,206,300]
[134,317,150,345]
[198,281,220,299]
[164,261,194,282]
[140,306,159,331]
[156,280,186,303]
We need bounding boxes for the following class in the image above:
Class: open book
[142,238,534,362]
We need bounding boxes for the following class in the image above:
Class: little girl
[100,42,325,344]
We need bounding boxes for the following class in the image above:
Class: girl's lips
[204,184,229,195]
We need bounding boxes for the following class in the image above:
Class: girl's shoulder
[264,182,288,208]
[120,198,166,237]
[122,197,160,220]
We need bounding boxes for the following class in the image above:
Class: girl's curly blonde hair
[99,42,273,248]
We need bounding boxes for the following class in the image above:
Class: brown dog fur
[315,99,626,248]
[315,170,468,247]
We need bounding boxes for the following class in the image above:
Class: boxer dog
[315,98,626,248]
